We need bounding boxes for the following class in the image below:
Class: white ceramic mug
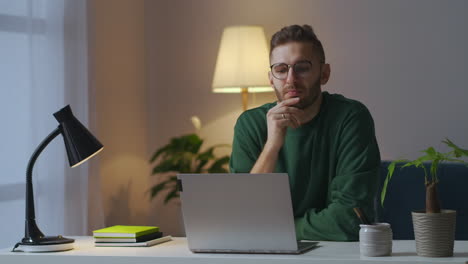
[359,223,392,257]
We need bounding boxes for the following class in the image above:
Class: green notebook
[93,225,160,238]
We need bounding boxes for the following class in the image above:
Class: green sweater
[229,92,380,241]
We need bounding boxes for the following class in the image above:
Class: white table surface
[0,237,467,264]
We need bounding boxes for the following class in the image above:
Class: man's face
[269,42,330,109]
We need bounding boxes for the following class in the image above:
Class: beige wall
[89,0,151,228]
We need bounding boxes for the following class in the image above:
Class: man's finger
[276,119,292,128]
[283,107,304,116]
[274,113,300,129]
[270,99,301,114]
[278,97,300,107]
[288,114,300,128]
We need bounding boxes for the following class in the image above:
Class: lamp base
[16,236,74,252]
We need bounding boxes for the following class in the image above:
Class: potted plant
[149,117,230,204]
[380,138,468,257]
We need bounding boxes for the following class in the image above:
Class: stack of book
[93,225,172,247]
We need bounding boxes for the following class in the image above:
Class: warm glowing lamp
[212,25,272,111]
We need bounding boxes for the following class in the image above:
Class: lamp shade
[53,105,103,168]
[212,25,272,93]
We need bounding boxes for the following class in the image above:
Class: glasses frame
[269,60,315,80]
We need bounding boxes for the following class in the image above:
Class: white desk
[0,237,467,264]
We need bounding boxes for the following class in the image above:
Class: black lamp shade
[53,105,103,167]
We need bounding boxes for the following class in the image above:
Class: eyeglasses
[270,60,314,80]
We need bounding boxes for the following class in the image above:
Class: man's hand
[250,97,303,173]
[265,97,304,151]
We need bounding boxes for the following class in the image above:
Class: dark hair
[270,24,325,63]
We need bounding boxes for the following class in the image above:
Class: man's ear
[268,71,274,87]
[320,64,331,85]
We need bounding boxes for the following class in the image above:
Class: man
[229,25,380,241]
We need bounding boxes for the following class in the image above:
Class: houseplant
[380,138,468,257]
[149,117,230,204]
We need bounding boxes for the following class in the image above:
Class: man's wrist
[250,139,282,174]
[264,139,283,154]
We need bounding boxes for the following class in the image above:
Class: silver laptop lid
[178,173,298,252]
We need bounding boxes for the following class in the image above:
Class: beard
[274,77,322,110]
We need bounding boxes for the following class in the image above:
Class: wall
[89,0,151,229]
[145,0,468,234]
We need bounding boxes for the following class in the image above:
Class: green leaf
[445,158,465,162]
[195,144,231,173]
[177,152,195,172]
[195,159,209,173]
[196,144,230,162]
[421,165,429,184]
[150,134,201,164]
[150,144,171,163]
[430,160,439,183]
[154,134,202,159]
[152,159,180,174]
[149,181,169,198]
[164,189,180,204]
[149,176,178,200]
[381,160,408,207]
[208,156,230,173]
[176,134,203,154]
[381,162,395,207]
[149,132,231,204]
[422,147,437,158]
[443,138,468,158]
[195,147,215,172]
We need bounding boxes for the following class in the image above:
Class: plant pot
[411,210,456,257]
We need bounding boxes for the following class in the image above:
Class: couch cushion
[376,161,468,240]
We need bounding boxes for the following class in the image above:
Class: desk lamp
[14,105,103,252]
[212,25,273,111]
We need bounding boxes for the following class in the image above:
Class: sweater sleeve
[229,113,264,173]
[294,107,381,241]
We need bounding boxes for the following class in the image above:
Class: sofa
[375,161,468,240]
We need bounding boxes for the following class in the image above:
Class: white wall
[89,0,151,229]
[145,0,468,233]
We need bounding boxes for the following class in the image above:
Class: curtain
[0,0,102,248]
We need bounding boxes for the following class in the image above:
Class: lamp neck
[25,126,61,239]
[241,87,248,111]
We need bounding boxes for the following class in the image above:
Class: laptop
[177,173,319,254]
